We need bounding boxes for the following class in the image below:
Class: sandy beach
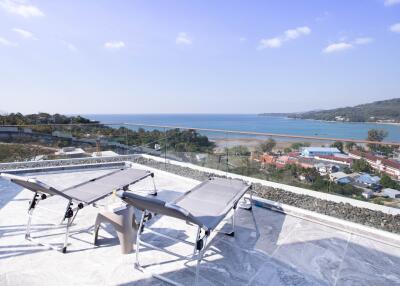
[212,137,329,152]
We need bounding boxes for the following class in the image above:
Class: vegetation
[366,129,395,155]
[256,138,276,154]
[290,142,310,150]
[331,141,344,152]
[352,158,372,173]
[0,112,93,125]
[0,113,215,153]
[380,174,400,190]
[0,143,54,162]
[345,141,356,151]
[279,98,400,123]
[225,145,251,156]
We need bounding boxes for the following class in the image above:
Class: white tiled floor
[0,165,399,286]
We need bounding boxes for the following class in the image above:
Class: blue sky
[0,0,400,114]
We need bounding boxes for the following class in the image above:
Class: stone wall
[0,155,139,171]
[132,157,400,234]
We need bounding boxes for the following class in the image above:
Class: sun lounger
[0,167,156,253]
[118,177,253,286]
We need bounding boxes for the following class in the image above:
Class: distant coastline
[258,114,400,126]
[258,98,400,125]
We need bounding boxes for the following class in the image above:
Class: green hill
[265,98,400,123]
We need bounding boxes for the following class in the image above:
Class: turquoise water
[84,114,400,142]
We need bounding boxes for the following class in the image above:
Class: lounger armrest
[0,173,26,181]
[165,203,190,217]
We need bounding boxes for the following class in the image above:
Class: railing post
[164,127,167,169]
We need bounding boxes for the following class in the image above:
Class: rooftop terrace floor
[0,164,400,286]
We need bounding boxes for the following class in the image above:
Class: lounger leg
[26,192,39,240]
[62,200,74,253]
[150,174,157,196]
[135,211,146,268]
[195,234,208,286]
[192,227,201,257]
[62,217,71,253]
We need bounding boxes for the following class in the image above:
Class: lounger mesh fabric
[173,177,249,230]
[120,177,250,231]
[62,168,151,204]
[2,168,152,204]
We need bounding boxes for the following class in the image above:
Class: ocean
[84,114,400,142]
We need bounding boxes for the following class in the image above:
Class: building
[362,190,374,199]
[314,154,353,166]
[55,147,87,158]
[0,126,18,132]
[355,173,381,187]
[301,147,341,158]
[349,150,400,180]
[91,151,119,157]
[382,188,400,199]
[330,172,352,184]
[260,154,277,165]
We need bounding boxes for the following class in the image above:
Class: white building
[301,147,341,158]
[382,188,400,199]
[91,151,119,157]
[55,147,86,158]
[362,190,374,199]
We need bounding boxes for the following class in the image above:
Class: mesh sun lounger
[0,167,156,253]
[118,177,253,286]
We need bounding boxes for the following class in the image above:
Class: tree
[284,147,292,154]
[380,174,400,190]
[367,129,388,152]
[345,141,356,151]
[291,142,310,150]
[257,139,276,154]
[331,141,344,153]
[226,145,250,156]
[352,159,372,173]
[367,129,388,142]
[343,166,352,174]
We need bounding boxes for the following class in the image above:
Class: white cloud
[353,37,373,45]
[239,37,247,42]
[284,26,311,39]
[384,0,400,6]
[258,26,311,50]
[323,42,353,54]
[0,36,17,46]
[323,36,373,54]
[259,37,282,49]
[12,28,37,40]
[0,0,44,18]
[389,23,400,33]
[104,41,125,50]
[176,32,192,45]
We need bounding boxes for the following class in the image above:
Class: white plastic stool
[93,205,137,254]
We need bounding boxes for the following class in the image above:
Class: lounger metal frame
[125,178,253,286]
[1,168,157,253]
